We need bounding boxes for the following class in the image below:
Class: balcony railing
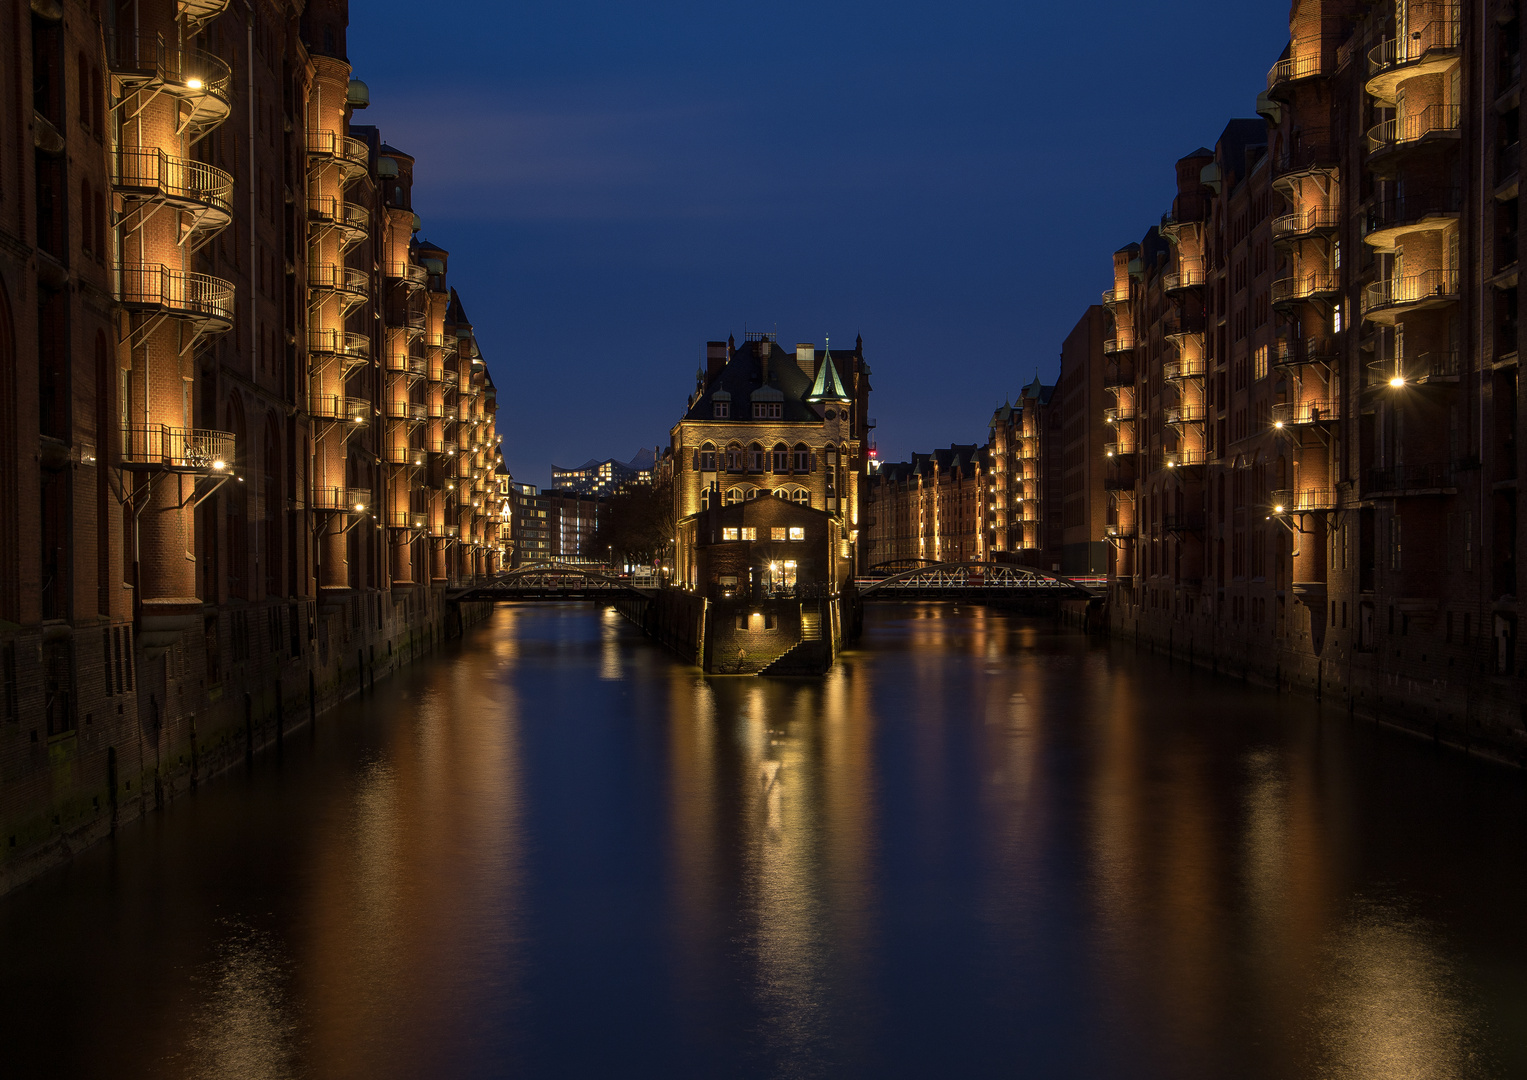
[1101,288,1127,307]
[114,148,233,222]
[1271,272,1341,305]
[387,510,430,530]
[1106,523,1137,539]
[1366,10,1462,95]
[1272,143,1339,181]
[1271,399,1339,427]
[1103,406,1135,423]
[1162,357,1206,381]
[1361,269,1460,316]
[106,33,232,137]
[1267,50,1325,92]
[117,264,234,328]
[1365,188,1462,244]
[383,445,428,466]
[1164,449,1207,468]
[1365,462,1456,495]
[308,394,371,425]
[1103,362,1134,389]
[1162,265,1207,292]
[1161,310,1207,339]
[309,263,370,299]
[1275,336,1341,367]
[308,328,370,363]
[311,486,373,512]
[1367,104,1462,155]
[396,308,427,332]
[385,399,429,422]
[120,424,234,473]
[387,263,429,287]
[1164,404,1207,425]
[1104,335,1135,355]
[309,196,370,238]
[1103,442,1136,458]
[308,130,370,174]
[1272,206,1341,240]
[1270,488,1336,514]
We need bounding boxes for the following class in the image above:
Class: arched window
[748,442,764,471]
[725,487,745,506]
[91,66,103,132]
[699,442,716,471]
[727,443,744,471]
[744,488,759,501]
[772,443,789,472]
[790,488,810,506]
[80,179,93,254]
[793,443,809,471]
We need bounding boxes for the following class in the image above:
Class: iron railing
[1366,462,1456,494]
[309,263,370,297]
[120,424,234,472]
[1367,10,1462,80]
[1367,104,1462,153]
[1275,336,1341,367]
[1272,206,1341,239]
[1361,269,1460,315]
[117,263,234,324]
[1268,51,1325,92]
[1271,399,1339,426]
[1270,488,1336,513]
[114,148,232,216]
[1271,272,1341,305]
[309,328,370,361]
[1366,188,1462,237]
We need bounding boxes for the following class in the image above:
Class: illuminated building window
[772,527,787,540]
[723,528,740,540]
[741,527,758,540]
[789,527,805,541]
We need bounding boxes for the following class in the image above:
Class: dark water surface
[4,604,1527,1079]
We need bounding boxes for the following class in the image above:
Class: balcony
[385,399,429,423]
[309,263,370,304]
[1366,12,1463,103]
[1103,362,1134,390]
[117,264,234,331]
[1272,206,1341,241]
[1270,488,1336,514]
[1497,142,1521,199]
[1101,288,1128,308]
[387,510,430,530]
[1103,442,1137,459]
[177,0,231,34]
[1271,399,1338,427]
[114,149,233,236]
[387,263,429,288]
[1163,449,1207,468]
[1365,189,1462,251]
[309,328,370,367]
[394,308,427,334]
[309,196,370,243]
[1365,462,1457,497]
[442,524,461,539]
[308,393,371,426]
[311,486,373,513]
[1158,213,1203,246]
[1104,476,1136,494]
[106,34,232,139]
[1164,403,1207,426]
[1271,272,1341,308]
[1366,104,1462,159]
[1275,336,1341,368]
[1161,310,1206,341]
[1106,523,1137,540]
[383,445,428,467]
[1361,269,1460,322]
[308,130,370,179]
[1162,265,1207,293]
[1162,357,1206,382]
[1104,334,1135,355]
[1271,144,1339,187]
[1103,406,1135,423]
[1267,51,1327,96]
[120,424,234,473]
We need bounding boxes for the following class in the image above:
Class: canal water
[3,604,1526,1079]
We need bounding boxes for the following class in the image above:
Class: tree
[596,477,675,566]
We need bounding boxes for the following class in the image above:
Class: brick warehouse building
[1092,0,1527,754]
[0,0,506,889]
[865,444,992,568]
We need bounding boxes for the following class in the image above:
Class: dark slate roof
[684,338,863,424]
[876,443,988,483]
[446,287,471,327]
[416,238,447,255]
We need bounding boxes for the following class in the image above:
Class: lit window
[771,527,787,540]
[789,527,805,541]
[722,527,740,540]
[741,527,758,540]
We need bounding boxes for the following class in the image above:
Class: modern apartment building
[0,0,505,889]
[1097,0,1525,750]
[864,445,991,567]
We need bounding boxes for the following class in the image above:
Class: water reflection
[0,603,1522,1079]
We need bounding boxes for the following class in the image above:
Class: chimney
[755,338,770,384]
[795,343,816,377]
[705,341,727,383]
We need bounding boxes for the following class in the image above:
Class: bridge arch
[858,561,1098,599]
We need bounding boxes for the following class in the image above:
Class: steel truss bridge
[856,561,1102,600]
[449,563,656,602]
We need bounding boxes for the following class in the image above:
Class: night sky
[349,1,1289,486]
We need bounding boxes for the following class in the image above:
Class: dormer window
[753,402,782,419]
[714,400,730,418]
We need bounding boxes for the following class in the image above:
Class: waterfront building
[670,333,872,569]
[989,378,1064,568]
[1058,307,1112,575]
[864,445,991,568]
[0,0,503,888]
[1096,0,1526,745]
[545,490,606,563]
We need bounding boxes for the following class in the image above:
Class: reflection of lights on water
[184,921,297,1079]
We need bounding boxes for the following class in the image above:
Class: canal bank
[0,594,495,898]
[1107,601,1527,771]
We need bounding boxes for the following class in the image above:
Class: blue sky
[349,1,1290,485]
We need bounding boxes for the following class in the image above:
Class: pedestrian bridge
[856,561,1103,600]
[449,563,657,602]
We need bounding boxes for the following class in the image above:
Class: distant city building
[551,448,659,497]
[545,491,606,562]
[511,483,551,565]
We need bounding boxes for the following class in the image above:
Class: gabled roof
[446,287,471,327]
[682,337,862,424]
